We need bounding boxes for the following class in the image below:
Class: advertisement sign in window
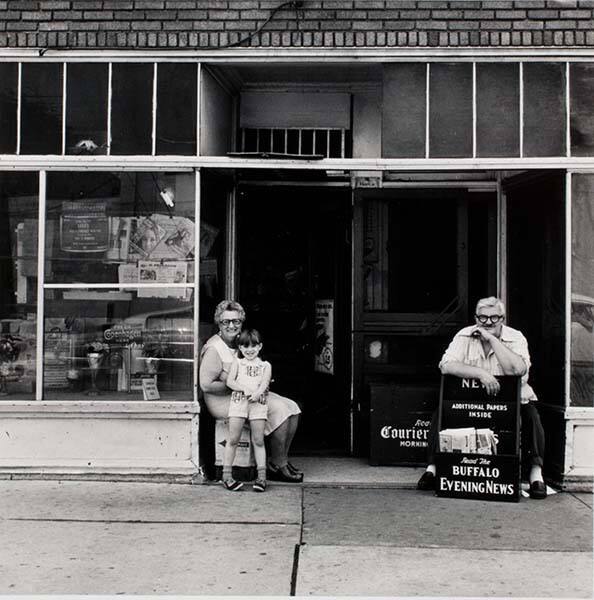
[60,200,109,253]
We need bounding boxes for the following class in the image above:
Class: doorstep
[275,456,423,489]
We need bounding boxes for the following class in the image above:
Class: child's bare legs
[223,416,245,483]
[250,419,267,482]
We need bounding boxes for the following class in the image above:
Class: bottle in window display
[0,335,22,396]
[86,340,109,395]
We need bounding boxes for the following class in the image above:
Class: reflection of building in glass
[571,295,594,407]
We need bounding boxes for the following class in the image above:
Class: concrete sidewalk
[0,479,592,597]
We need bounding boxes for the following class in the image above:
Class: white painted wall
[0,402,199,477]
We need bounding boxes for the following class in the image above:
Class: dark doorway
[505,171,566,480]
[237,185,352,454]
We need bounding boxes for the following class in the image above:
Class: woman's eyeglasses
[475,314,504,325]
[220,319,243,327]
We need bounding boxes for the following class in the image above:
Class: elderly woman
[199,300,303,482]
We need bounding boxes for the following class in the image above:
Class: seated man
[417,296,547,499]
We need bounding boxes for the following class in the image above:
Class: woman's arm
[199,347,229,395]
[225,359,244,392]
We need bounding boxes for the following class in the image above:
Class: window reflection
[0,173,38,399]
[43,290,193,399]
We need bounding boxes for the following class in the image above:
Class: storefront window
[66,64,109,155]
[570,174,594,407]
[570,64,594,157]
[476,63,519,158]
[21,63,63,155]
[156,63,197,155]
[429,63,473,158]
[524,63,566,157]
[43,171,196,399]
[43,289,193,399]
[111,63,154,156]
[0,63,17,154]
[0,173,38,399]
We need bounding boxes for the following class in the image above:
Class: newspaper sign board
[436,375,521,503]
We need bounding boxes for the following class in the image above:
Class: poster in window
[128,214,196,261]
[314,299,334,375]
[60,200,109,253]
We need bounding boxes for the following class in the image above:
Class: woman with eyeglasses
[199,300,303,483]
[416,296,547,499]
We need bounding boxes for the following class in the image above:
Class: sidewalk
[0,463,592,597]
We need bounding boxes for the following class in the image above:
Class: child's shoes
[222,479,243,491]
[253,479,267,492]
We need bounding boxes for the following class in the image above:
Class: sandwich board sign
[435,375,521,503]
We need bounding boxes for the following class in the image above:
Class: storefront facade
[0,1,592,488]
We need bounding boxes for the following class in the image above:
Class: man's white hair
[475,296,506,316]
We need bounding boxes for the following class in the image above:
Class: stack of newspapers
[439,427,498,455]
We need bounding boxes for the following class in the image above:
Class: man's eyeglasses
[220,319,243,327]
[475,314,504,325]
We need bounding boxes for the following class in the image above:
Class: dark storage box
[369,383,439,466]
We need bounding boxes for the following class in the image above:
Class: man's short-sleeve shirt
[439,324,537,403]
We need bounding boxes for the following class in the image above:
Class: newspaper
[439,427,498,455]
[439,427,477,454]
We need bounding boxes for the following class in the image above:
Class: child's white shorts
[228,391,268,420]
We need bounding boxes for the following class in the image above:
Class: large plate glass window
[43,171,196,400]
[570,174,594,407]
[0,173,38,399]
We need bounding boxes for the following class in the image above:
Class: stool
[214,418,256,482]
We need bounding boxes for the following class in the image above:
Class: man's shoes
[529,480,547,499]
[268,463,303,483]
[287,462,303,477]
[417,471,436,491]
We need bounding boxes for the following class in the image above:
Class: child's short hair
[237,328,262,347]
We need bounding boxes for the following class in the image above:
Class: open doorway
[237,185,352,454]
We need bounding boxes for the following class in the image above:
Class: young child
[222,329,271,492]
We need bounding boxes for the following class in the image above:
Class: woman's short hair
[237,328,262,347]
[213,300,246,324]
[475,296,506,316]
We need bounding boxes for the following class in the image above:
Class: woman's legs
[250,419,267,481]
[284,414,299,456]
[268,418,290,468]
[267,418,303,482]
[223,416,245,482]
